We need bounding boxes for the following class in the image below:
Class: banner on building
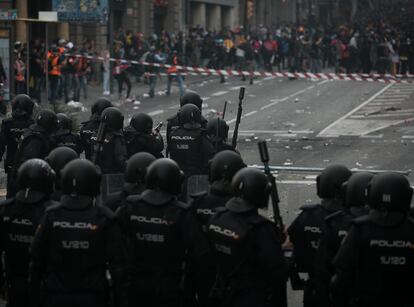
[0,10,17,21]
[52,0,109,23]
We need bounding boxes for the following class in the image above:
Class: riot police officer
[104,152,156,212]
[206,117,235,153]
[53,113,82,154]
[0,159,55,307]
[314,172,373,307]
[287,164,352,307]
[206,167,287,307]
[166,91,207,155]
[331,172,414,307]
[11,109,58,199]
[116,158,210,307]
[0,94,34,197]
[45,146,78,201]
[30,159,129,307]
[79,97,112,160]
[190,150,245,231]
[169,103,214,178]
[92,106,127,174]
[124,113,164,158]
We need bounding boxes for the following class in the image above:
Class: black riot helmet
[231,167,271,209]
[101,107,124,131]
[368,172,413,212]
[12,94,34,118]
[56,113,72,131]
[61,159,101,196]
[45,146,78,178]
[125,152,156,184]
[179,103,201,129]
[207,118,230,142]
[209,150,245,183]
[145,158,184,195]
[130,113,153,134]
[180,91,203,110]
[35,109,58,134]
[91,97,113,116]
[342,172,374,208]
[16,158,56,202]
[316,164,352,199]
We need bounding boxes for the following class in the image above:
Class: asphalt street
[2,73,413,306]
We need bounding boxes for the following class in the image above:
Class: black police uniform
[331,173,414,307]
[53,128,82,155]
[206,117,235,154]
[207,197,287,307]
[166,114,208,155]
[0,116,34,197]
[314,172,372,307]
[0,158,55,307]
[0,196,53,307]
[287,165,351,307]
[169,125,214,177]
[79,114,100,160]
[80,98,113,160]
[30,195,129,307]
[116,190,210,307]
[93,130,127,174]
[190,185,232,232]
[124,126,164,158]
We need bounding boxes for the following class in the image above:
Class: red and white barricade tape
[70,54,414,84]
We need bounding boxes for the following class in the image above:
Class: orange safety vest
[15,60,25,82]
[49,55,61,76]
[167,55,178,74]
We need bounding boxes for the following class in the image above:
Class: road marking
[201,97,211,101]
[402,135,414,139]
[168,104,180,109]
[260,80,330,111]
[227,118,236,124]
[212,91,229,96]
[148,110,164,116]
[278,180,315,185]
[229,86,241,91]
[360,134,384,139]
[230,129,314,134]
[318,83,393,137]
[244,110,258,117]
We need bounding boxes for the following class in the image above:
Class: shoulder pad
[46,203,62,212]
[299,204,319,211]
[97,205,116,219]
[246,214,269,226]
[0,198,15,207]
[173,200,191,210]
[190,191,208,199]
[352,214,372,225]
[126,194,141,203]
[325,210,345,221]
[215,206,227,213]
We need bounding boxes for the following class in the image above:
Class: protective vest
[0,199,46,277]
[287,203,333,274]
[207,208,269,290]
[0,117,34,172]
[80,119,100,160]
[49,55,61,76]
[190,191,231,232]
[121,196,187,274]
[167,55,178,74]
[169,127,203,176]
[351,216,414,305]
[41,201,109,292]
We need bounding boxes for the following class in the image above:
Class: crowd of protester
[5,0,414,103]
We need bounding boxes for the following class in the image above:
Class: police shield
[100,173,125,203]
[186,174,209,200]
